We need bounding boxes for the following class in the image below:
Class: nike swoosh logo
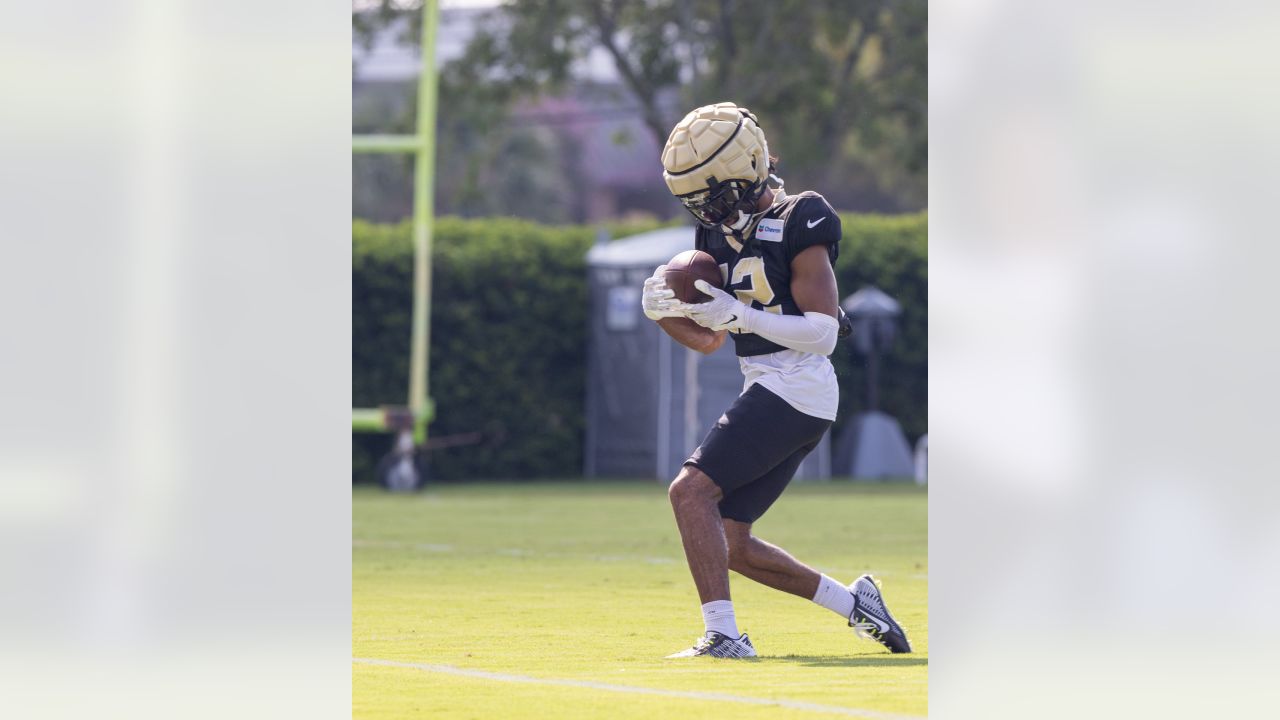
[807,216,827,229]
[859,612,889,634]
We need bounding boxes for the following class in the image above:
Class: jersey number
[726,257,782,321]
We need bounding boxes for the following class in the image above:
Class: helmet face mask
[677,178,766,229]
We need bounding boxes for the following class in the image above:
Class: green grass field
[353,481,927,719]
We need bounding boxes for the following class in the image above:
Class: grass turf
[353,481,927,718]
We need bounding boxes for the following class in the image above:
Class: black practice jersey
[695,191,841,357]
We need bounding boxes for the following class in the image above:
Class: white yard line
[353,657,924,720]
[353,539,676,565]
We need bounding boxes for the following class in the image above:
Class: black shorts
[685,384,832,523]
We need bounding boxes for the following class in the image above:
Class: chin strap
[721,177,787,246]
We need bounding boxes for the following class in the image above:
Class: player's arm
[739,245,840,354]
[789,245,840,319]
[680,245,839,356]
[658,317,727,355]
[682,274,839,356]
[643,264,727,355]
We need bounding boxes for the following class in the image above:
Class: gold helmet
[661,102,771,228]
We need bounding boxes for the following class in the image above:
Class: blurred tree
[354,0,926,216]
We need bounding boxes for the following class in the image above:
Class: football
[664,250,723,303]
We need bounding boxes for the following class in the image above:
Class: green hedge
[353,213,926,482]
[353,216,674,482]
[830,212,928,445]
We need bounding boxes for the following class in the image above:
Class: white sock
[811,574,856,620]
[701,600,739,638]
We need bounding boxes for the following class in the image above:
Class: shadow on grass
[755,654,928,668]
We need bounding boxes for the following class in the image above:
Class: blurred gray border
[932,1,1280,717]
[0,2,351,717]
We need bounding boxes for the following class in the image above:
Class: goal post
[352,0,440,447]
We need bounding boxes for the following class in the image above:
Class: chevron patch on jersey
[755,218,785,242]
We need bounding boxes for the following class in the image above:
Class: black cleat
[848,574,912,653]
[665,631,757,658]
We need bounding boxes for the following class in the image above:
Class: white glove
[680,279,750,332]
[642,265,685,321]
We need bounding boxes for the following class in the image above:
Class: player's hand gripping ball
[682,279,749,332]
[642,265,684,321]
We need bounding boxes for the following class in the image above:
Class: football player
[643,102,911,658]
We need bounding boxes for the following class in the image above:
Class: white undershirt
[739,348,838,421]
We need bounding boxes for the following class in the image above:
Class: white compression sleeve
[738,310,839,356]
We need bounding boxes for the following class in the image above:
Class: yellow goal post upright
[352,0,440,454]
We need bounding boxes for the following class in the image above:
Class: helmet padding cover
[661,102,770,198]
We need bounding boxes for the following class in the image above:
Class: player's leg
[723,515,857,624]
[667,465,729,604]
[724,519,820,598]
[719,442,913,653]
[666,386,804,658]
[666,465,755,657]
[716,440,824,599]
